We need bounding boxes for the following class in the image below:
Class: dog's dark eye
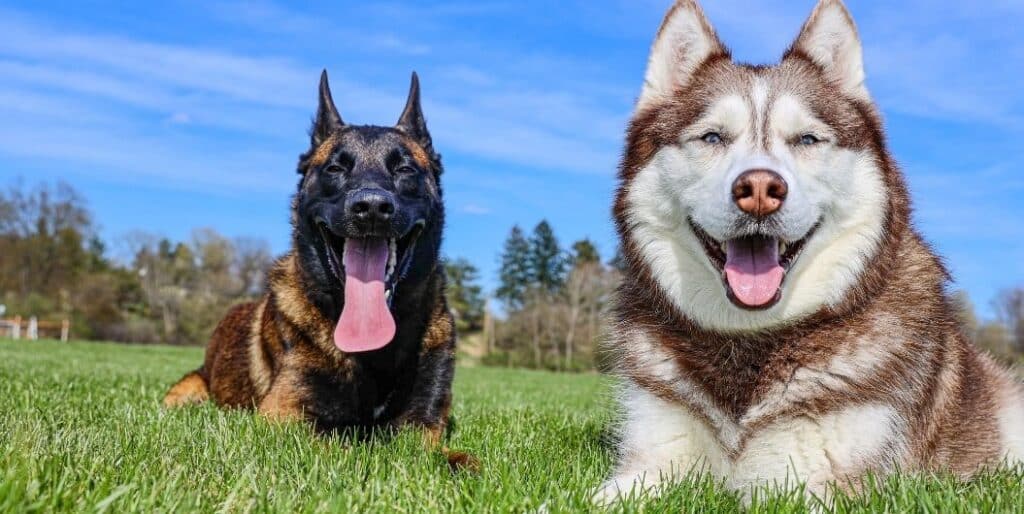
[799,134,822,146]
[324,164,345,174]
[395,165,417,175]
[701,132,724,145]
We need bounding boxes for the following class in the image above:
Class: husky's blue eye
[799,134,821,145]
[701,132,724,144]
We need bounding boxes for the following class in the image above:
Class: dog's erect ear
[312,69,344,147]
[396,72,434,153]
[786,0,869,100]
[638,0,727,110]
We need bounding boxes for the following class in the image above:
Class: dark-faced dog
[164,70,473,468]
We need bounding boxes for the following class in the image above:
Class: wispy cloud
[461,204,492,215]
[703,0,1024,128]
[0,3,630,196]
[167,112,192,125]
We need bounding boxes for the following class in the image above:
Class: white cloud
[167,112,192,124]
[702,0,1024,128]
[461,203,492,215]
[0,5,629,192]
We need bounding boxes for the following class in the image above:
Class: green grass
[1,340,1022,513]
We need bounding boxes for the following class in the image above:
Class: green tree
[497,225,531,309]
[445,257,485,332]
[570,239,600,267]
[528,220,566,295]
[0,180,93,312]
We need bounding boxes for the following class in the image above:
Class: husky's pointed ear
[638,0,728,110]
[396,72,433,153]
[312,69,344,146]
[786,0,868,100]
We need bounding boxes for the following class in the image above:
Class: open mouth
[689,219,817,310]
[315,220,425,353]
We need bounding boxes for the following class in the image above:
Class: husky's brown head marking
[615,0,912,333]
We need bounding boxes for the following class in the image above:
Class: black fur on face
[292,71,445,320]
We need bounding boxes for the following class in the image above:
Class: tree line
[484,221,622,371]
[0,180,275,344]
[2,179,1023,372]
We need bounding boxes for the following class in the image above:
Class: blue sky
[1,0,1021,317]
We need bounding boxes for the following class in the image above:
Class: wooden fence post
[28,317,38,341]
[12,316,21,340]
[61,319,70,342]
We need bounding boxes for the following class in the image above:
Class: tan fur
[402,134,434,170]
[306,136,339,169]
[422,298,455,351]
[163,371,209,408]
[248,298,273,398]
[256,354,305,422]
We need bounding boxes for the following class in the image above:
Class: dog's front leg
[595,384,721,505]
[392,335,479,471]
[257,366,306,422]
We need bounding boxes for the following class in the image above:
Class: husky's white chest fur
[597,329,911,503]
[603,0,1024,505]
[599,385,900,500]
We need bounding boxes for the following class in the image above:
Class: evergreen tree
[496,225,531,309]
[445,257,485,332]
[529,220,566,295]
[570,238,600,267]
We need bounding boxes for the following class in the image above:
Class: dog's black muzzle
[343,188,397,238]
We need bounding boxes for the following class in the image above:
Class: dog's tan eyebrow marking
[307,135,339,168]
[402,138,433,170]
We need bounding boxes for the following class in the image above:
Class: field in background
[2,340,1023,513]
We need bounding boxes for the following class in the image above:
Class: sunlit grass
[1,340,1021,513]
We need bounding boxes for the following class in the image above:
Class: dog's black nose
[346,189,395,225]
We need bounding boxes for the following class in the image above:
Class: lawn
[1,340,1022,513]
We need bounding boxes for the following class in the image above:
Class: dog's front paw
[444,449,480,473]
[593,473,670,507]
[592,476,646,506]
[592,480,625,506]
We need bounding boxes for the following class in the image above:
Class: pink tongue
[335,238,396,353]
[724,237,784,308]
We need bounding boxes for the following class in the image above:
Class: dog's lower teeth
[387,239,397,279]
[780,242,788,254]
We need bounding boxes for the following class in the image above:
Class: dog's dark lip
[391,219,425,287]
[315,220,345,284]
[688,218,820,310]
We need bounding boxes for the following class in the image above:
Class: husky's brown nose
[732,169,788,218]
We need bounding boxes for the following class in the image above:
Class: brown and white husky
[600,0,1024,504]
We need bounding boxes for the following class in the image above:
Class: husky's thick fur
[601,0,1024,503]
[164,71,474,469]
